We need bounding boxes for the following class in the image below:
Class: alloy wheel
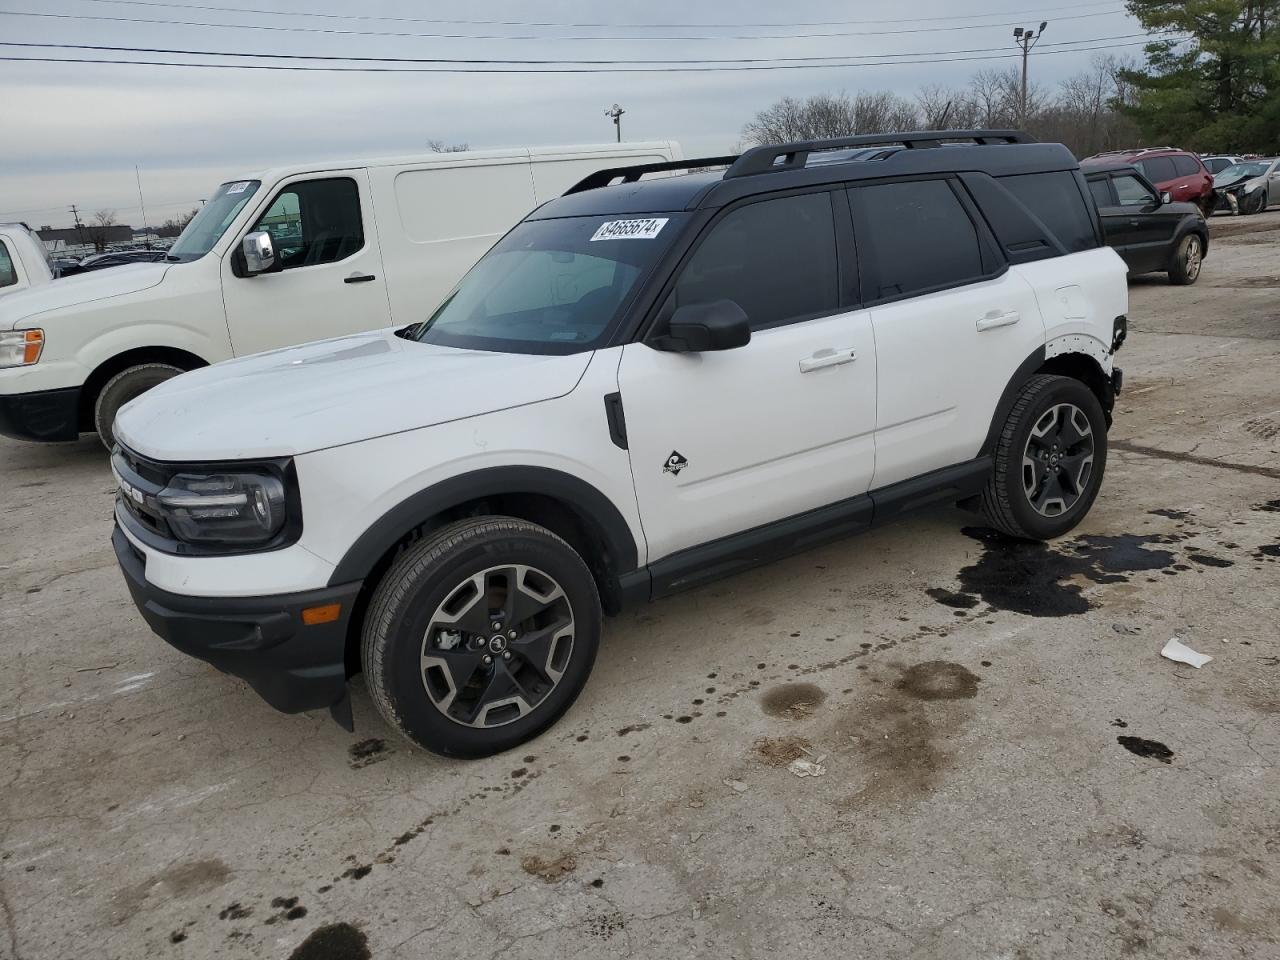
[1021,402,1095,518]
[419,564,575,728]
[1184,235,1202,281]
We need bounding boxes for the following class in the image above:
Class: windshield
[166,180,261,262]
[1217,162,1270,180]
[410,213,685,354]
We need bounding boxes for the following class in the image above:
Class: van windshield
[166,180,260,262]
[410,213,685,355]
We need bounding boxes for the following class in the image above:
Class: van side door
[850,177,1045,489]
[220,170,391,356]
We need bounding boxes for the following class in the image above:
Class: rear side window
[0,241,15,287]
[1088,178,1114,207]
[997,172,1098,253]
[1113,175,1157,206]
[850,179,983,301]
[674,192,838,331]
[1172,155,1202,177]
[250,177,364,269]
[1135,156,1176,183]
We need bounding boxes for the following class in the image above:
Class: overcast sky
[0,0,1144,230]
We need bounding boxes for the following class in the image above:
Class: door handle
[1128,219,1140,226]
[976,309,1020,332]
[344,272,376,284]
[799,347,856,373]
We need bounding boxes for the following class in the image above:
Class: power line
[74,0,1127,30]
[0,8,1132,42]
[0,38,1184,74]
[0,34,1160,67]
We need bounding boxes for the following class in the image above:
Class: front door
[221,171,391,356]
[618,191,878,564]
[1109,173,1179,274]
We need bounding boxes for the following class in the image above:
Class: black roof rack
[725,129,1036,179]
[564,155,740,195]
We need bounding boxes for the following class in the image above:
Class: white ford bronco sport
[112,131,1128,758]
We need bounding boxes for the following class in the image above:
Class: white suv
[111,132,1128,758]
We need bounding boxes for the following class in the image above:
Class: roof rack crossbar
[725,129,1037,179]
[564,155,741,195]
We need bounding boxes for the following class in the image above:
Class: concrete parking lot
[2,214,1278,960]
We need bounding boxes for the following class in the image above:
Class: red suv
[1081,148,1216,216]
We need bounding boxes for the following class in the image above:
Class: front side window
[1113,175,1157,206]
[0,241,16,288]
[249,177,364,270]
[1135,156,1176,184]
[998,171,1097,253]
[672,192,839,331]
[167,179,260,262]
[412,214,686,354]
[851,179,984,301]
[1088,178,1114,208]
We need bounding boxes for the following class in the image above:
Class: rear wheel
[362,517,601,758]
[1168,233,1203,285]
[980,375,1108,540]
[93,362,183,449]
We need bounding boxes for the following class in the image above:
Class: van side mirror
[242,231,277,275]
[1160,191,1172,204]
[651,300,751,353]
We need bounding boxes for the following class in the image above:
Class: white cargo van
[0,223,56,298]
[0,142,681,445]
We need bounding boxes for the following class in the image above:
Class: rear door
[221,170,391,355]
[618,190,878,563]
[850,177,1045,489]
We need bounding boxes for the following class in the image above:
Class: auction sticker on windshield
[590,218,669,242]
[225,181,251,194]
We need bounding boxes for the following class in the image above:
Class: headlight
[156,471,287,544]
[0,329,44,368]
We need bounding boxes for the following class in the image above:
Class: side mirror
[242,231,276,275]
[652,300,751,353]
[1160,191,1172,204]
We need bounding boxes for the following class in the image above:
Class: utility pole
[604,103,625,143]
[69,204,85,245]
[1012,20,1047,128]
[135,165,151,247]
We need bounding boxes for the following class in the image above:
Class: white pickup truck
[0,223,55,299]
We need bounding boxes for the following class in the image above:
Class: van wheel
[362,517,601,758]
[93,363,184,449]
[1168,233,1203,285]
[980,375,1108,541]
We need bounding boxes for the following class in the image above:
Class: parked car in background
[0,141,682,446]
[0,223,56,297]
[1081,148,1216,217]
[78,249,168,272]
[1201,155,1245,175]
[111,130,1128,757]
[49,257,86,278]
[1213,158,1280,215]
[1084,164,1207,284]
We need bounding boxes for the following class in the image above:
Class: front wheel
[94,362,184,449]
[980,374,1108,540]
[1168,233,1203,285]
[362,517,601,758]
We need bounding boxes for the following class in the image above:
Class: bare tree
[158,207,199,238]
[428,139,470,153]
[741,91,920,145]
[86,209,118,253]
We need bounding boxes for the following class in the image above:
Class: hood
[113,329,594,460]
[0,262,169,330]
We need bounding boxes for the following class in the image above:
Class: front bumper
[113,525,362,718]
[0,385,80,442]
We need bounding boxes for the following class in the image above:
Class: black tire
[361,516,602,759]
[980,374,1108,541]
[1168,232,1204,286]
[93,362,183,449]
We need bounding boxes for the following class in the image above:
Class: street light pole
[1012,20,1048,128]
[605,103,625,143]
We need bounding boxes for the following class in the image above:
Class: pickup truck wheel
[93,362,184,449]
[980,374,1107,541]
[1168,233,1203,285]
[361,517,601,758]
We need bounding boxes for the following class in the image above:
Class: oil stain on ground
[287,922,370,960]
[928,527,1178,617]
[347,738,388,769]
[895,661,980,700]
[111,857,232,925]
[760,682,827,720]
[1117,736,1174,764]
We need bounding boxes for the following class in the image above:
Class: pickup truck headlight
[156,471,288,544]
[0,329,44,368]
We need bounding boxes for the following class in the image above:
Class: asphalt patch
[928,528,1177,617]
[286,922,370,960]
[1117,736,1174,764]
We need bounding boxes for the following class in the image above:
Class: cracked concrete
[1,213,1279,959]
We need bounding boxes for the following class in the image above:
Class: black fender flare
[979,346,1047,457]
[327,465,640,587]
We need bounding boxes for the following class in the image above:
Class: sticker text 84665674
[589,218,669,242]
